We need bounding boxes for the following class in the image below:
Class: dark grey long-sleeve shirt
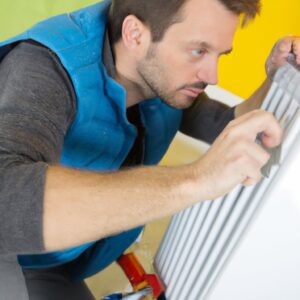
[0,41,234,255]
[0,42,76,255]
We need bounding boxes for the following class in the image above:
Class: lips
[180,87,204,98]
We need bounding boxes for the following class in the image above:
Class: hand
[265,36,300,79]
[194,110,282,200]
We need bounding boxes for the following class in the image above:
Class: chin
[168,95,197,109]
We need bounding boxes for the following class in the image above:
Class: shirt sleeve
[0,42,76,255]
[180,92,235,144]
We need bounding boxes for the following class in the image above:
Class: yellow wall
[0,0,299,98]
[219,0,300,98]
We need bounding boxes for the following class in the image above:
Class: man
[0,0,299,299]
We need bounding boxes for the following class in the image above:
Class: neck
[115,72,147,108]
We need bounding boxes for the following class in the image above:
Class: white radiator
[155,63,300,300]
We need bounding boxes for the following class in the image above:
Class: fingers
[218,110,282,188]
[274,37,293,62]
[245,141,271,168]
[275,36,299,61]
[277,37,293,54]
[292,38,300,65]
[221,110,282,148]
[196,110,282,199]
[239,141,271,186]
[266,36,300,78]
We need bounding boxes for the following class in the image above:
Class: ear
[121,15,149,50]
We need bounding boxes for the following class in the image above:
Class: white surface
[208,129,300,300]
[205,85,243,106]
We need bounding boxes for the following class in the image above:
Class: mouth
[180,87,204,98]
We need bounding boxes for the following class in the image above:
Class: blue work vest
[0,0,182,280]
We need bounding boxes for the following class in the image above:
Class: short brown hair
[108,0,261,44]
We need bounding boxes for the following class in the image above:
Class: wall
[0,0,299,97]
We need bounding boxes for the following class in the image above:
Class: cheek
[162,53,194,85]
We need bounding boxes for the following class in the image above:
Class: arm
[236,36,300,118]
[44,109,282,251]
[180,92,235,144]
[0,42,75,255]
[0,42,282,255]
[235,78,272,118]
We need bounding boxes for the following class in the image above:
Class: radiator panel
[155,64,300,300]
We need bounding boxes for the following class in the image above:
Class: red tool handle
[117,253,166,299]
[117,253,146,288]
[145,274,165,299]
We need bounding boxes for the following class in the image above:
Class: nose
[196,57,219,86]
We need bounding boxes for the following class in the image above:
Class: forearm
[236,36,300,118]
[180,93,235,143]
[44,108,283,252]
[43,164,200,251]
[235,78,272,118]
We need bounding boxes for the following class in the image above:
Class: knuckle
[250,171,261,183]
[252,109,274,121]
[263,111,275,121]
[265,110,274,118]
[252,108,264,116]
[293,38,300,46]
[250,168,263,183]
[278,44,288,52]
[254,173,263,183]
[226,119,238,130]
[277,38,292,52]
[263,151,271,164]
[236,153,251,166]
[224,126,239,140]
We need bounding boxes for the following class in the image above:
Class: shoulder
[0,40,77,129]
[2,41,72,91]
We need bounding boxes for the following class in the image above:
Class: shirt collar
[102,30,116,79]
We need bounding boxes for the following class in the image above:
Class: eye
[191,49,205,57]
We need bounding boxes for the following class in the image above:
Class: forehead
[162,0,239,52]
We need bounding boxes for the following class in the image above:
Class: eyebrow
[188,41,233,55]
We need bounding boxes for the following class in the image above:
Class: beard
[136,44,207,109]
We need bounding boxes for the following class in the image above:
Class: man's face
[136,0,239,109]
